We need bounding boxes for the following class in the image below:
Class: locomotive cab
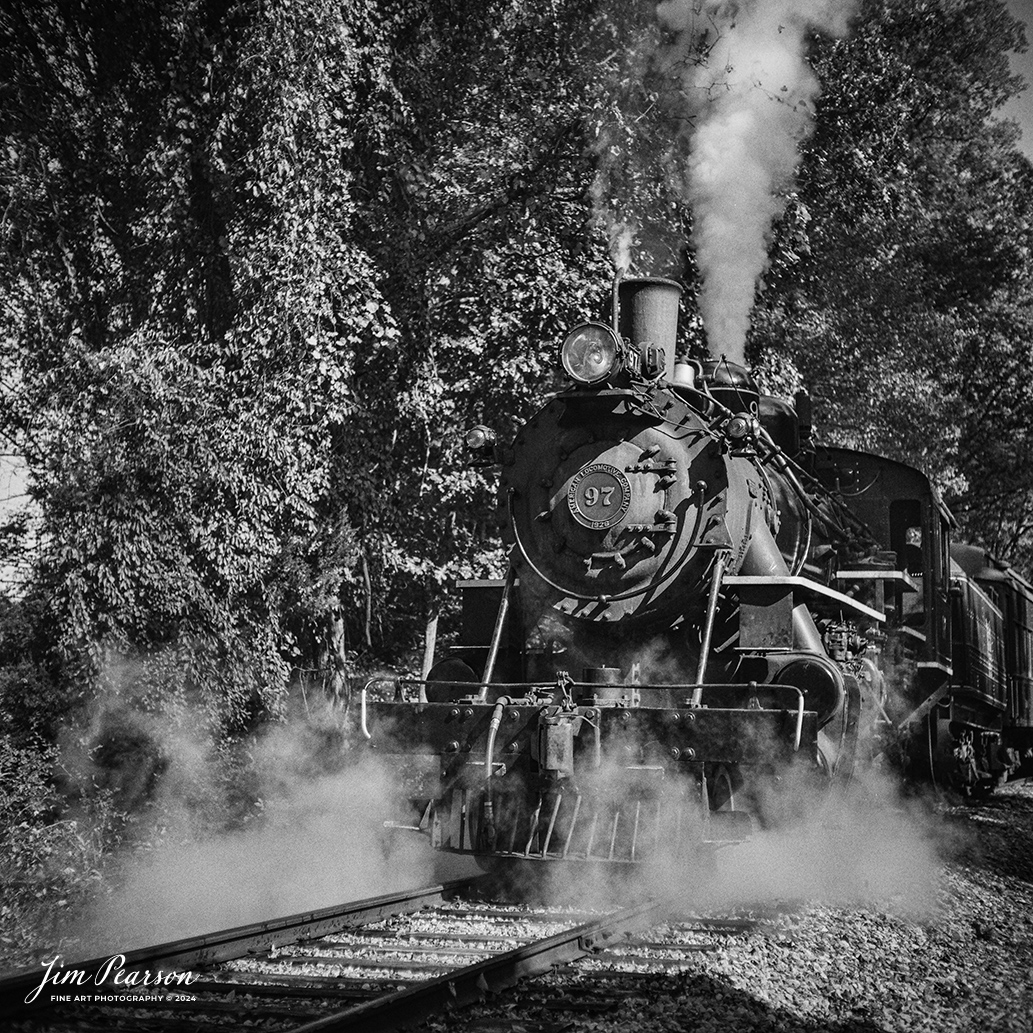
[812,449,953,673]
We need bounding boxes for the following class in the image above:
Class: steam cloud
[76,752,451,954]
[522,761,944,926]
[597,0,855,364]
[52,674,476,958]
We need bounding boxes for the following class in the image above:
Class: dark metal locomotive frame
[360,276,1033,866]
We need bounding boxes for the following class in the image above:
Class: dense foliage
[787,0,1033,558]
[0,0,1031,756]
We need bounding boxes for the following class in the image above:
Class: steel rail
[0,878,479,1018]
[288,896,669,1033]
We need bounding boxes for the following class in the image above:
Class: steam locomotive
[360,277,1033,865]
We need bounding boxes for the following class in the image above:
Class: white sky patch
[1003,0,1033,161]
[0,452,36,592]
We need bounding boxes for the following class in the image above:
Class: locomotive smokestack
[613,277,683,382]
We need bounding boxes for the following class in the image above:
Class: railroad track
[1,877,758,1033]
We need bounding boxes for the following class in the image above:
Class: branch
[429,117,582,255]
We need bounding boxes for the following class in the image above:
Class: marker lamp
[561,323,622,385]
[464,425,496,451]
[726,415,757,441]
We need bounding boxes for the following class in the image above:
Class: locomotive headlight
[560,323,622,385]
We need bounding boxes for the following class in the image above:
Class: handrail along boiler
[360,277,1033,865]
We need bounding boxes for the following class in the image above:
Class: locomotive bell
[614,277,683,382]
[699,359,760,414]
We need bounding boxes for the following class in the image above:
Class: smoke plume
[594,0,854,363]
[657,0,853,363]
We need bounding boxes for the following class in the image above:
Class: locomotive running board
[724,575,887,623]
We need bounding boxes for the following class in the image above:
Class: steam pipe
[792,688,804,752]
[476,565,516,702]
[481,696,511,851]
[740,516,825,655]
[692,549,730,705]
[485,700,508,775]
[757,426,876,545]
[359,684,372,740]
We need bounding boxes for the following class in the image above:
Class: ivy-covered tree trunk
[0,0,393,731]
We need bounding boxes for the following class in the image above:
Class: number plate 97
[567,463,632,530]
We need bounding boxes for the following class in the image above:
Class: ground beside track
[424,782,1033,1033]
[3,783,1031,1033]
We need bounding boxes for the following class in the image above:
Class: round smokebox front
[502,399,724,624]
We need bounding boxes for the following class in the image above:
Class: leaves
[0,0,384,729]
[754,0,1033,557]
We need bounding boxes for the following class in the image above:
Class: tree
[755,0,1033,573]
[324,0,621,659]
[0,0,391,731]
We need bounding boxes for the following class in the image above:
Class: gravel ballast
[429,781,1033,1033]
